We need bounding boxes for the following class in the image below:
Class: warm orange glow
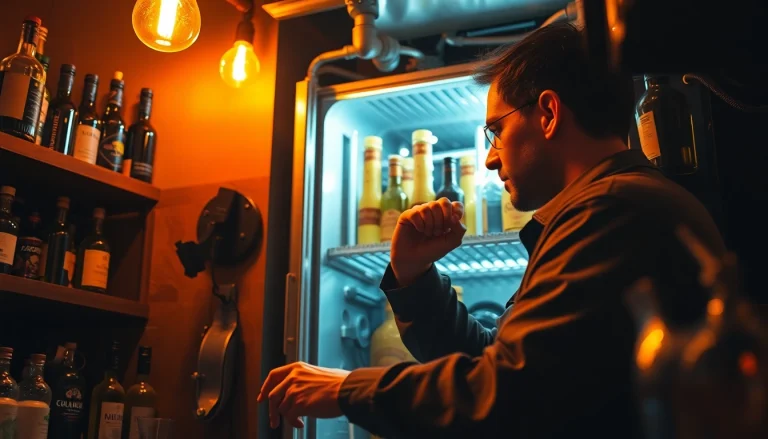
[739,351,758,377]
[132,0,201,53]
[707,297,724,316]
[220,41,261,88]
[637,325,665,371]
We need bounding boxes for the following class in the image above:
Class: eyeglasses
[483,101,536,150]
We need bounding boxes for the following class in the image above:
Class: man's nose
[485,147,500,170]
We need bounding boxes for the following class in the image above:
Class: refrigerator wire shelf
[325,232,528,284]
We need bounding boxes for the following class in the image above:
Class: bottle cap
[60,64,76,76]
[24,16,42,26]
[113,71,124,81]
[141,88,153,98]
[443,156,456,166]
[93,207,105,219]
[0,347,12,360]
[85,73,99,83]
[363,135,382,149]
[388,155,402,166]
[29,353,46,364]
[460,155,475,166]
[56,196,70,209]
[412,129,436,144]
[0,186,16,197]
[38,26,48,41]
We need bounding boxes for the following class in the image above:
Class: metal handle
[283,272,299,362]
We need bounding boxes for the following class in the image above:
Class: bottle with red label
[357,136,382,245]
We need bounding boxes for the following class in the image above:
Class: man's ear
[538,90,561,140]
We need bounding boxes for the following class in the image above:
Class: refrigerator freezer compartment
[325,232,528,284]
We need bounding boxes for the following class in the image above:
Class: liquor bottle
[501,191,534,232]
[42,64,78,154]
[12,209,44,279]
[635,75,698,175]
[0,186,20,275]
[410,129,435,207]
[34,55,50,145]
[48,343,86,439]
[87,341,125,439]
[357,136,382,245]
[74,208,110,293]
[0,347,19,438]
[43,196,71,286]
[0,16,46,142]
[122,346,157,439]
[401,157,414,204]
[459,155,477,235]
[97,72,127,173]
[435,157,464,203]
[481,172,503,234]
[15,354,51,439]
[380,155,408,242]
[127,88,157,183]
[72,74,102,164]
[64,224,76,288]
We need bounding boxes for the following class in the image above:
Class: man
[258,23,726,437]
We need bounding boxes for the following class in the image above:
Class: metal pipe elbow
[352,13,382,59]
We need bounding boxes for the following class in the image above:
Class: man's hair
[475,22,634,141]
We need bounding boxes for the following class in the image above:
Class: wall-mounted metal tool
[175,187,263,422]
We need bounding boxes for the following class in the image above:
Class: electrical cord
[682,73,768,113]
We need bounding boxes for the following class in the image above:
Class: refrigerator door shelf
[326,232,528,284]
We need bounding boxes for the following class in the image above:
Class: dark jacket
[338,150,726,438]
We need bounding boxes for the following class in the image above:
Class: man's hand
[257,362,351,429]
[391,198,466,286]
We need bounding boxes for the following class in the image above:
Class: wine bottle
[435,157,464,203]
[127,88,157,183]
[12,209,44,279]
[72,74,102,164]
[15,354,51,439]
[0,16,46,142]
[34,54,50,145]
[43,196,71,286]
[42,64,77,154]
[48,343,86,439]
[0,347,19,438]
[0,186,20,275]
[74,208,110,293]
[122,346,157,439]
[481,172,503,234]
[96,72,126,173]
[64,223,76,288]
[635,74,698,175]
[380,155,408,242]
[87,341,125,439]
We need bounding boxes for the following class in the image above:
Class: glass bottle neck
[17,24,38,58]
[138,98,152,121]
[0,359,10,374]
[388,175,402,188]
[25,363,45,379]
[92,217,103,235]
[443,163,458,187]
[56,207,68,224]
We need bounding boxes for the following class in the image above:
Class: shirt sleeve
[338,195,681,438]
[380,264,497,361]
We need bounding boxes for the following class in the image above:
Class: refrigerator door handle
[283,272,299,362]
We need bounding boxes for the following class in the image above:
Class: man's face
[484,82,555,212]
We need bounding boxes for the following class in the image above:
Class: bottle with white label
[15,354,51,439]
[410,129,436,207]
[122,346,157,439]
[87,341,124,439]
[0,16,46,142]
[459,155,477,235]
[0,347,19,439]
[48,343,86,439]
[380,155,408,242]
[635,74,698,175]
[501,191,534,232]
[73,74,102,164]
[357,136,382,245]
[74,208,110,293]
[0,186,20,274]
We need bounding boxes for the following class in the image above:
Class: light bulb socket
[235,14,255,44]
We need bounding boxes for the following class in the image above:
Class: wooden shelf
[0,132,160,214]
[0,274,149,320]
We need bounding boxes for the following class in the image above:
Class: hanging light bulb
[132,0,201,52]
[220,12,260,88]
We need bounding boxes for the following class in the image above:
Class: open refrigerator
[286,62,530,439]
